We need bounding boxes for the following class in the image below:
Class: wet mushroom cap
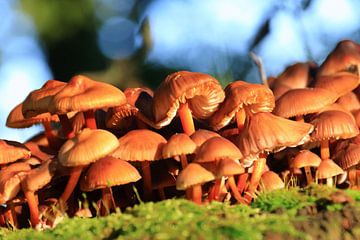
[22,80,66,118]
[111,129,167,161]
[209,81,275,130]
[0,140,31,164]
[153,71,225,127]
[316,159,343,180]
[58,128,119,167]
[6,103,59,128]
[195,137,243,163]
[176,163,215,190]
[162,133,197,159]
[236,112,313,159]
[273,88,337,118]
[49,75,127,114]
[80,156,141,192]
[310,110,359,141]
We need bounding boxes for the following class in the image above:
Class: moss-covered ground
[1,185,360,240]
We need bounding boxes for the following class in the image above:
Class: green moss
[2,186,360,240]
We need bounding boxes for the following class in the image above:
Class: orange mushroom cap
[236,112,313,160]
[317,40,360,77]
[6,103,59,128]
[80,156,141,192]
[0,140,31,164]
[310,110,359,141]
[162,133,196,159]
[291,150,321,169]
[58,128,119,167]
[316,159,343,180]
[111,129,167,161]
[195,137,243,163]
[259,171,285,191]
[209,81,275,130]
[176,163,215,190]
[273,88,337,118]
[22,80,66,118]
[153,71,225,127]
[49,75,126,114]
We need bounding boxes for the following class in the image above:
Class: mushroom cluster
[1,40,360,230]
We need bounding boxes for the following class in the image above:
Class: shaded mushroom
[111,129,166,200]
[176,163,215,204]
[80,156,141,215]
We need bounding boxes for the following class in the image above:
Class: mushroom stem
[326,177,334,187]
[179,154,188,169]
[208,178,221,201]
[158,187,166,200]
[23,190,39,228]
[141,161,153,201]
[60,166,83,204]
[244,157,266,204]
[192,184,202,204]
[237,172,249,194]
[295,115,304,122]
[4,208,14,227]
[42,121,59,149]
[84,110,97,129]
[101,187,115,216]
[235,109,246,133]
[228,176,246,204]
[58,114,75,139]
[320,140,330,160]
[178,102,195,135]
[303,166,313,185]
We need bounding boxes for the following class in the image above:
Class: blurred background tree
[1,0,360,140]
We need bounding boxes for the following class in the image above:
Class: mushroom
[49,75,127,130]
[209,81,274,132]
[336,92,360,114]
[273,88,337,121]
[291,150,321,185]
[80,156,141,215]
[111,129,166,200]
[0,162,31,227]
[58,129,119,205]
[190,129,220,151]
[310,110,359,160]
[335,143,360,187]
[259,171,285,192]
[236,112,313,203]
[153,71,225,135]
[216,158,245,203]
[315,72,359,99]
[194,136,243,201]
[6,103,62,149]
[21,159,57,228]
[316,40,360,77]
[176,163,215,204]
[0,140,31,167]
[162,133,196,169]
[316,159,343,186]
[21,80,75,139]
